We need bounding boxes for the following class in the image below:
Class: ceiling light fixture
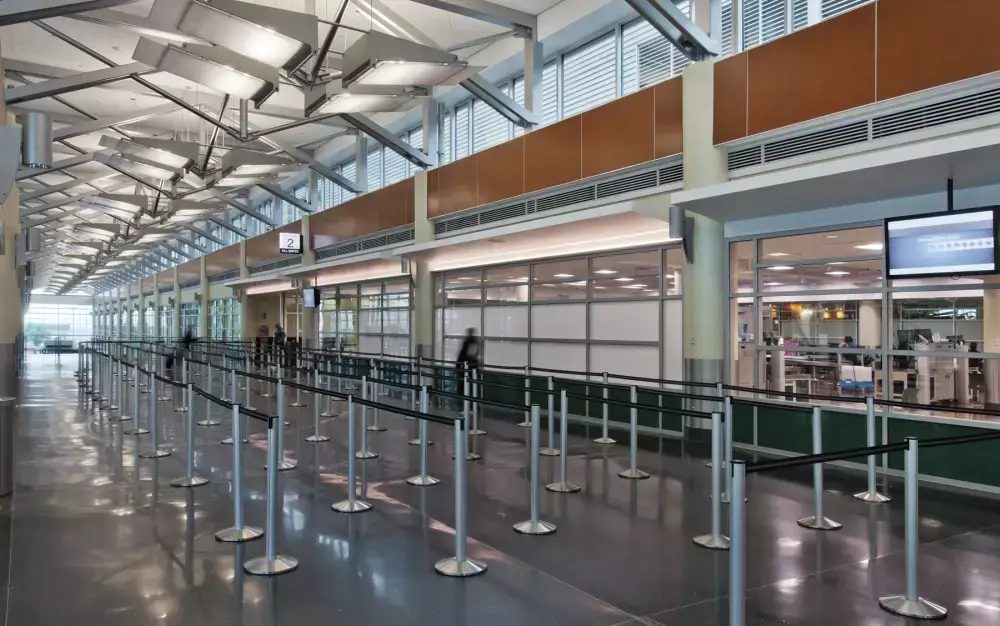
[613,277,634,282]
[825,270,850,276]
[149,0,318,72]
[768,265,794,271]
[342,31,482,89]
[303,79,426,117]
[855,243,884,251]
[553,273,574,278]
[99,135,198,171]
[132,38,278,106]
[207,148,297,187]
[594,269,617,275]
[766,252,789,257]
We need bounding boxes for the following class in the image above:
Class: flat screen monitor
[885,208,998,278]
[302,287,318,308]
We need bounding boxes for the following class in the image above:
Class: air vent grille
[729,83,1000,171]
[480,202,528,225]
[596,170,658,199]
[178,278,200,289]
[659,163,683,185]
[535,187,595,213]
[208,269,240,284]
[158,285,172,294]
[315,229,414,261]
[249,256,300,275]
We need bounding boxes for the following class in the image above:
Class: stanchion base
[320,412,338,418]
[546,481,581,493]
[290,402,307,408]
[407,474,441,486]
[513,520,557,535]
[468,429,486,436]
[516,421,531,428]
[261,393,274,399]
[453,452,482,461]
[170,475,209,488]
[173,407,188,413]
[108,404,119,411]
[594,437,616,444]
[435,557,487,577]
[305,434,330,443]
[332,499,373,513]
[618,468,650,480]
[797,516,842,530]
[366,425,388,432]
[355,451,379,460]
[138,449,172,459]
[539,448,561,456]
[693,534,731,550]
[408,438,435,445]
[853,490,891,503]
[878,596,948,620]
[221,438,249,445]
[108,415,133,422]
[274,460,297,471]
[243,406,257,411]
[123,428,150,436]
[157,396,170,402]
[244,555,299,576]
[197,420,222,427]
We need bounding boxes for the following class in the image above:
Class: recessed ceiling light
[825,270,850,276]
[594,269,617,275]
[826,235,838,239]
[766,252,789,257]
[623,284,647,289]
[768,266,794,271]
[553,273,574,278]
[855,243,883,251]
[614,277,634,282]
[827,262,846,265]
[763,281,783,286]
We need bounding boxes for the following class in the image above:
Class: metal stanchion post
[332,397,373,513]
[879,437,946,619]
[175,358,189,412]
[408,387,440,486]
[366,371,386,432]
[595,372,615,444]
[730,460,747,626]
[547,390,580,493]
[619,386,650,479]
[216,405,264,542]
[797,406,841,530]
[108,357,120,411]
[517,366,531,427]
[109,361,131,422]
[721,395,735,502]
[435,416,487,577]
[356,377,377,459]
[139,375,171,458]
[854,396,890,503]
[320,367,336,417]
[274,377,295,470]
[694,411,731,550]
[305,371,330,443]
[291,367,305,407]
[540,377,559,456]
[158,355,170,401]
[243,368,255,411]
[245,419,299,576]
[124,366,150,435]
[171,383,209,487]
[513,405,556,535]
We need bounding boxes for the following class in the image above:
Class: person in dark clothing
[969,341,983,370]
[457,327,481,370]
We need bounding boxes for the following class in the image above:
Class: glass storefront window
[484,266,528,285]
[758,259,882,292]
[531,282,588,301]
[730,240,753,293]
[532,258,587,283]
[663,247,683,296]
[758,226,883,262]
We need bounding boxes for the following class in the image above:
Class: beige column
[411,101,436,358]
[859,300,881,348]
[0,111,19,395]
[152,273,161,338]
[198,256,209,339]
[171,267,181,338]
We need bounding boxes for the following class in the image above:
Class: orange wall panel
[177,259,200,282]
[476,137,524,206]
[582,89,655,178]
[877,0,1000,101]
[747,4,875,136]
[524,116,582,194]
[714,53,748,144]
[653,77,683,158]
[431,157,477,218]
[204,246,240,276]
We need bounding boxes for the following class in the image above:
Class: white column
[523,35,543,131]
[199,256,209,339]
[0,109,19,395]
[859,300,881,347]
[153,273,161,338]
[172,267,181,338]
[355,131,368,194]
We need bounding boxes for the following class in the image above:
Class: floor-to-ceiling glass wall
[159,305,174,340]
[209,298,240,341]
[728,217,1000,415]
[434,246,684,379]
[24,297,94,351]
[319,278,411,357]
[179,302,199,337]
[143,303,154,338]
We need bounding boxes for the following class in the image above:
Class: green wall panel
[756,405,812,454]
[731,402,755,445]
[822,409,871,454]
[888,418,1000,488]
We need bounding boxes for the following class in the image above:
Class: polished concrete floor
[6,353,1000,625]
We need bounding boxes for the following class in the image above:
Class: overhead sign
[279,232,302,255]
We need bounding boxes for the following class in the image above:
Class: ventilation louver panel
[873,88,1000,140]
[178,278,200,289]
[728,145,763,171]
[249,256,301,275]
[208,269,240,284]
[535,187,595,213]
[659,163,684,185]
[596,170,658,199]
[763,120,869,162]
[314,229,414,260]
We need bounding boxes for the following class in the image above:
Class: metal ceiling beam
[348,0,438,47]
[407,0,535,30]
[256,135,362,194]
[160,241,194,260]
[52,102,179,140]
[175,235,210,255]
[16,152,95,180]
[461,74,540,127]
[340,113,434,168]
[63,8,209,45]
[19,179,135,217]
[261,184,313,214]
[183,223,225,246]
[312,1,350,81]
[19,171,118,202]
[5,63,153,105]
[208,189,277,228]
[210,216,249,239]
[0,0,135,26]
[448,29,524,52]
[623,0,720,60]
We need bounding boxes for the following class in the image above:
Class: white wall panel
[591,345,659,384]
[485,306,528,338]
[442,337,463,363]
[382,309,409,334]
[484,339,528,367]
[590,301,659,342]
[531,343,587,379]
[531,304,586,340]
[443,307,480,336]
[663,300,683,382]
[359,335,381,355]
[382,336,409,357]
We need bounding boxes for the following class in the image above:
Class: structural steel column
[172,267,181,338]
[199,256,209,339]
[299,209,317,349]
[0,109,20,396]
[152,272,161,338]
[523,34,542,132]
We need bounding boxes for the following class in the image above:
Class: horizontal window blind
[472,83,511,152]
[542,61,558,124]
[455,104,471,159]
[407,128,423,176]
[562,32,617,117]
[341,161,356,202]
[822,0,871,19]
[441,110,453,164]
[383,139,407,186]
[367,147,382,191]
[721,0,735,56]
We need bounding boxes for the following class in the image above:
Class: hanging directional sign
[279,232,302,254]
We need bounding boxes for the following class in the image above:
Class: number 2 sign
[279,232,302,254]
